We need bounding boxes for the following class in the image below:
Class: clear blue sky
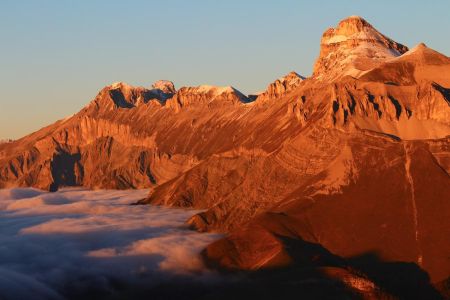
[1,0,449,139]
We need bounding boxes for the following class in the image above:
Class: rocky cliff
[313,16,409,81]
[254,71,305,101]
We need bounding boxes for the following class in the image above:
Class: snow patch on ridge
[195,85,235,95]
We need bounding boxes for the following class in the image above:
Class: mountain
[0,81,252,191]
[313,16,409,81]
[1,16,449,295]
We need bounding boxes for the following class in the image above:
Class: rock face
[313,16,409,81]
[0,81,254,191]
[152,80,176,94]
[1,15,449,293]
[167,85,251,110]
[255,71,305,101]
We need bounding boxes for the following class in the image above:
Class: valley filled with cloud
[0,188,222,299]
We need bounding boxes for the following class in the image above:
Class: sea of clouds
[0,188,222,299]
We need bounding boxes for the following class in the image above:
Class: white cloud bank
[0,188,222,299]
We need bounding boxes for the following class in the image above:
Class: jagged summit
[176,85,244,99]
[171,85,251,107]
[278,71,305,82]
[152,80,176,94]
[329,15,375,38]
[87,81,173,110]
[96,74,308,109]
[88,81,253,112]
[313,16,409,81]
[320,15,406,49]
[187,85,236,95]
[108,80,176,95]
[109,81,130,89]
[255,71,305,101]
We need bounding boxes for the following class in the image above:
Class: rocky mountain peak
[313,16,409,81]
[331,15,373,37]
[87,82,171,111]
[255,71,305,101]
[281,71,304,82]
[152,80,176,94]
[109,81,131,89]
[170,85,250,108]
[187,85,235,95]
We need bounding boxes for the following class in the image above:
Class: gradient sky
[1,0,450,139]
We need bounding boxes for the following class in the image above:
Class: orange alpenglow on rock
[313,16,409,81]
[254,71,305,101]
[1,16,449,296]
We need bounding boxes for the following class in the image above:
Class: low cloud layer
[0,188,222,299]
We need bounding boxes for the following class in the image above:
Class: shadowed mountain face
[0,16,449,295]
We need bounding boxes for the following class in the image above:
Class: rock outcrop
[255,71,305,101]
[313,16,409,81]
[152,80,176,94]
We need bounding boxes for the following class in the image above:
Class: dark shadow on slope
[388,95,402,119]
[435,276,450,299]
[200,236,372,299]
[279,235,347,268]
[273,236,443,299]
[367,93,382,117]
[433,83,450,105]
[108,89,134,108]
[348,252,443,300]
[50,151,82,191]
[201,234,445,299]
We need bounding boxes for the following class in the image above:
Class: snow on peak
[176,85,250,104]
[313,16,409,81]
[323,16,382,46]
[110,82,132,89]
[152,80,176,94]
[195,85,235,95]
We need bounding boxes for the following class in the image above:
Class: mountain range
[1,16,449,298]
